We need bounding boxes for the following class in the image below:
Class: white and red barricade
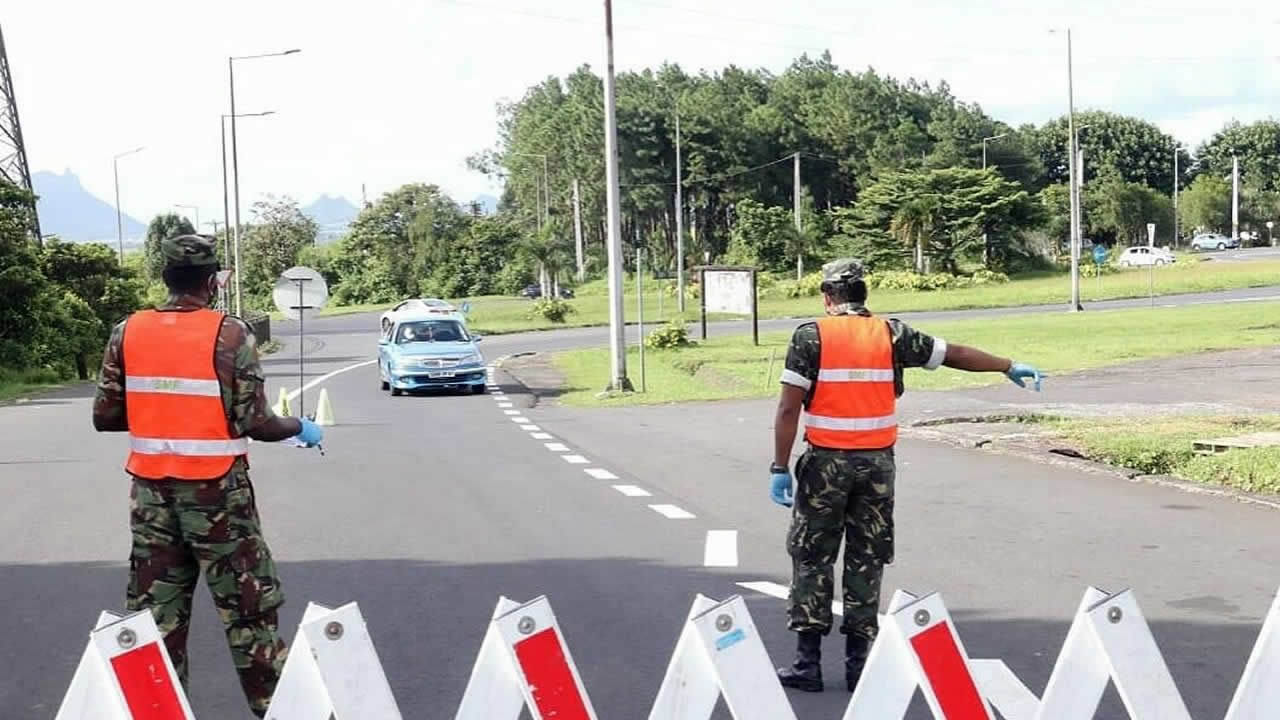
[455,595,598,720]
[55,609,195,720]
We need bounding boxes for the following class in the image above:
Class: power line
[620,154,794,189]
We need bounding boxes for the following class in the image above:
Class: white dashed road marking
[544,442,570,452]
[584,468,619,480]
[738,581,842,617]
[498,402,514,408]
[511,416,530,424]
[503,410,520,416]
[530,432,554,440]
[562,455,590,464]
[648,504,696,520]
[612,485,652,497]
[703,530,739,567]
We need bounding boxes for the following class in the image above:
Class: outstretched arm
[943,344,1012,373]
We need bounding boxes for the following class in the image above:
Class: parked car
[377,312,486,396]
[1117,246,1175,267]
[519,285,575,299]
[1189,233,1238,251]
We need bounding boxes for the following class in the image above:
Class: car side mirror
[472,335,483,343]
[378,337,389,345]
[461,301,472,315]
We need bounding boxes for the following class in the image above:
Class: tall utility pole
[1063,28,1081,312]
[0,24,40,243]
[1232,156,1240,242]
[229,48,300,317]
[1173,147,1181,247]
[793,152,803,279]
[674,111,686,312]
[113,147,145,265]
[602,0,630,391]
[572,179,585,281]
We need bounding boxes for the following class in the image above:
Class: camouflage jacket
[93,293,274,438]
[781,302,945,405]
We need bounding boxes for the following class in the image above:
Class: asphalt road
[3,285,1279,718]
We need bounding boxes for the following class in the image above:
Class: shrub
[646,321,692,349]
[970,269,1010,285]
[527,298,576,323]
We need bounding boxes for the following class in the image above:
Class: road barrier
[56,585,1280,719]
[314,388,335,426]
[455,596,599,720]
[266,602,400,719]
[55,610,195,720]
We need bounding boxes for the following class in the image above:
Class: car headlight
[461,352,483,366]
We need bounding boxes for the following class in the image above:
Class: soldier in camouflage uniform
[94,235,323,717]
[770,258,1042,693]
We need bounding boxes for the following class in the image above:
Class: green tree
[240,196,318,308]
[41,239,144,376]
[1087,178,1175,246]
[723,199,795,272]
[1194,120,1280,193]
[1033,111,1184,192]
[890,197,940,273]
[143,213,196,281]
[1178,175,1232,236]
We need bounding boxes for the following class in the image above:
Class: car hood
[390,341,477,358]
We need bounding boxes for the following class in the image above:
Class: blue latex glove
[770,468,794,507]
[294,417,324,448]
[1005,362,1043,392]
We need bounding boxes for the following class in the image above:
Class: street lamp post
[229,49,299,317]
[602,0,630,391]
[981,133,1007,266]
[220,111,274,309]
[112,146,145,265]
[1173,146,1184,247]
[1052,27,1082,311]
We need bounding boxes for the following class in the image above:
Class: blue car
[378,313,487,395]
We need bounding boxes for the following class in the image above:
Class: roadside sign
[1093,245,1107,264]
[273,266,329,320]
[1147,223,1157,247]
[273,266,330,418]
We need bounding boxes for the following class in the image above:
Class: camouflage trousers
[126,462,288,718]
[786,446,895,641]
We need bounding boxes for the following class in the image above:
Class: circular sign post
[273,266,329,417]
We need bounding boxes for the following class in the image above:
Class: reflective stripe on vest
[804,314,898,450]
[130,436,250,456]
[124,376,222,396]
[122,308,241,480]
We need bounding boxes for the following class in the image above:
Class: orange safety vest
[804,314,898,450]
[122,309,247,480]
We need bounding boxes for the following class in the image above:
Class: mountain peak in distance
[32,169,147,243]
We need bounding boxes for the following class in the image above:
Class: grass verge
[1036,415,1280,494]
[0,366,66,403]
[548,301,1280,406]
[313,258,1280,334]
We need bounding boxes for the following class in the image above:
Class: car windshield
[424,299,450,307]
[396,320,468,344]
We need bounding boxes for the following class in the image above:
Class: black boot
[845,634,872,692]
[777,631,824,692]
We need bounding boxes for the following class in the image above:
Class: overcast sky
[7,0,1279,229]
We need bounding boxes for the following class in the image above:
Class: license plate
[428,371,455,379]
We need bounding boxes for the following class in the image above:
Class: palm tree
[518,225,573,297]
[890,197,940,273]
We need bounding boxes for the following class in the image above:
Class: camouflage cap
[821,258,865,284]
[161,234,219,269]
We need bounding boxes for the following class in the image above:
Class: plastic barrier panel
[55,610,195,720]
[649,594,798,720]
[843,590,994,720]
[266,602,401,720]
[455,595,598,720]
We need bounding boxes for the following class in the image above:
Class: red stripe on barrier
[513,627,591,720]
[909,621,988,720]
[110,642,186,719]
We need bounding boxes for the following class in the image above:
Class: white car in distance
[380,298,456,334]
[1117,246,1175,267]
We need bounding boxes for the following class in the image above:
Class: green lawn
[549,301,1280,406]
[315,258,1280,335]
[0,366,67,403]
[1037,415,1280,494]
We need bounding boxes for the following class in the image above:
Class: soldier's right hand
[769,465,794,507]
[294,417,324,448]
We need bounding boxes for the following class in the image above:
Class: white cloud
[7,0,1278,228]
